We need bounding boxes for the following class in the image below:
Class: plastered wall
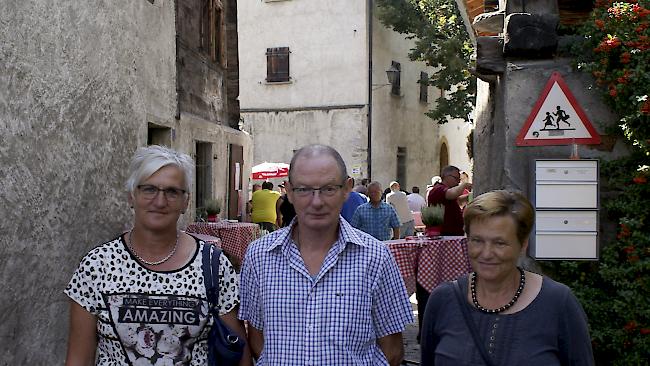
[0,0,249,362]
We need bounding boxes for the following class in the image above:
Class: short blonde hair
[463,190,534,244]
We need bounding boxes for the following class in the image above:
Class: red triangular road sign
[516,72,601,146]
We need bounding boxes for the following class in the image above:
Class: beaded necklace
[127,229,179,266]
[471,267,526,314]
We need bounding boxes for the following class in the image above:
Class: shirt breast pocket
[328,291,374,347]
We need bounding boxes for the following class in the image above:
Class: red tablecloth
[385,236,472,295]
[185,221,261,267]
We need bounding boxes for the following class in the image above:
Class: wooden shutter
[266,47,290,82]
[419,71,428,103]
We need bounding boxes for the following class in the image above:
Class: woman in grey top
[421,190,594,365]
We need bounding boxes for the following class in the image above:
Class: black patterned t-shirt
[65,235,239,366]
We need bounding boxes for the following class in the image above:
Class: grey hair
[125,145,194,194]
[289,144,348,183]
[367,181,382,190]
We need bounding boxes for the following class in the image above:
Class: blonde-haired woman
[421,190,594,365]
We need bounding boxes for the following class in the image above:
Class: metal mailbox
[530,159,599,260]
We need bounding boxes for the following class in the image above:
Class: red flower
[633,176,647,184]
[620,52,631,64]
[623,245,635,254]
[605,37,621,48]
[641,328,650,335]
[609,85,618,97]
[618,224,632,239]
[625,321,638,331]
[628,255,640,263]
[641,100,650,115]
[595,19,605,29]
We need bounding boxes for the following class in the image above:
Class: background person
[341,177,368,222]
[421,190,594,365]
[64,145,251,366]
[407,186,427,213]
[251,181,281,232]
[351,181,401,241]
[277,181,296,227]
[238,145,413,365]
[385,181,415,238]
[427,166,472,235]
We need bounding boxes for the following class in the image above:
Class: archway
[439,142,449,169]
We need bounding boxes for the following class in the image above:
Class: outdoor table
[385,236,472,294]
[385,236,472,328]
[185,221,261,269]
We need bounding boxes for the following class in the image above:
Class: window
[195,142,213,209]
[390,61,401,96]
[419,72,428,103]
[266,47,290,82]
[201,0,225,66]
[397,147,407,188]
[147,123,171,146]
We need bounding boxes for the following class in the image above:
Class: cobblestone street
[402,295,421,365]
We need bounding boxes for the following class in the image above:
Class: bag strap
[452,279,497,366]
[201,243,223,313]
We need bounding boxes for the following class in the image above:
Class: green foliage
[204,198,222,215]
[375,0,476,124]
[570,0,650,153]
[421,205,444,226]
[541,3,650,363]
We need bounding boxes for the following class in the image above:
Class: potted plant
[204,198,222,222]
[420,205,444,237]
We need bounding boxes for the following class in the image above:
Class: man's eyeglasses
[136,185,187,201]
[445,174,461,182]
[292,184,344,198]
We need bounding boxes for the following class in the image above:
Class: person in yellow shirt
[251,181,281,232]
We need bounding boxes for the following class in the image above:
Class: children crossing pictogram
[516,72,601,146]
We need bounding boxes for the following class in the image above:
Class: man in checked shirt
[239,144,414,365]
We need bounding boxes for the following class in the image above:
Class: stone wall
[473,58,626,196]
[0,0,249,362]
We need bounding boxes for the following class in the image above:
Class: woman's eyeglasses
[136,185,187,201]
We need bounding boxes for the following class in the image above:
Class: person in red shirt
[427,166,472,236]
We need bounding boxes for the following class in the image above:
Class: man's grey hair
[440,165,460,178]
[289,144,348,183]
[125,145,194,194]
[367,181,382,190]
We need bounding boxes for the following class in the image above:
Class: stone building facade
[0,0,249,362]
[237,0,472,190]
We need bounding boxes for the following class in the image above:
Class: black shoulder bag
[452,279,497,366]
[201,244,246,366]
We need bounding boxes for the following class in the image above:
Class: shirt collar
[264,216,369,252]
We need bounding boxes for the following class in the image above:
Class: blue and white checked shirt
[238,218,414,365]
[350,202,401,241]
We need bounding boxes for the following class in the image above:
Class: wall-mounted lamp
[386,64,400,85]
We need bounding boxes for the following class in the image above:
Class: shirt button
[493,324,498,329]
[489,343,494,348]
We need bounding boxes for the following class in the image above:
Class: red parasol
[251,162,290,180]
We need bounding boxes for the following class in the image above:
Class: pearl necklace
[127,229,179,266]
[471,267,526,314]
